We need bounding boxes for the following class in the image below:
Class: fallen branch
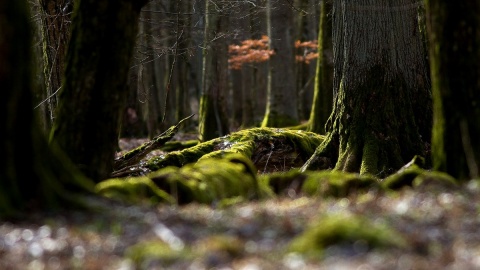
[113,114,195,172]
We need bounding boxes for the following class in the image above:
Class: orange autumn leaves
[228,35,318,70]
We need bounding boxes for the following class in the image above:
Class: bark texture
[51,0,148,181]
[425,1,480,180]
[302,0,431,177]
[261,0,299,127]
[0,0,92,217]
[39,0,71,128]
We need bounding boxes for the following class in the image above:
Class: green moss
[95,177,175,205]
[413,170,458,190]
[126,240,191,267]
[382,165,424,190]
[261,113,299,128]
[263,169,306,195]
[160,140,199,152]
[194,235,244,258]
[146,127,324,172]
[100,154,270,205]
[289,213,406,258]
[146,138,221,170]
[301,170,378,197]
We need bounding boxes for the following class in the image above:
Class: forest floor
[2,135,480,270]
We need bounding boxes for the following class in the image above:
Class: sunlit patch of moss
[160,140,199,152]
[126,240,191,267]
[382,156,458,192]
[175,157,258,203]
[381,165,424,190]
[289,213,406,258]
[146,138,221,171]
[413,170,458,190]
[100,154,271,205]
[301,170,379,197]
[194,235,245,258]
[145,127,325,173]
[95,177,175,205]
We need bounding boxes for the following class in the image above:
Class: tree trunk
[307,0,333,134]
[0,0,92,217]
[38,0,72,129]
[425,1,480,180]
[261,0,299,127]
[302,0,431,177]
[198,0,230,141]
[51,0,148,181]
[175,0,192,124]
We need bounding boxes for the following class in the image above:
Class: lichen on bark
[302,0,431,177]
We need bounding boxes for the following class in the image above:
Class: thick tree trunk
[307,0,333,134]
[302,0,431,177]
[261,0,299,127]
[198,0,230,141]
[0,0,92,217]
[51,0,148,181]
[425,1,480,180]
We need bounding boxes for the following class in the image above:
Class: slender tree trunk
[198,0,230,141]
[307,0,333,134]
[0,0,92,217]
[175,0,192,123]
[261,0,299,127]
[51,0,148,181]
[302,0,431,177]
[38,0,72,129]
[425,1,480,180]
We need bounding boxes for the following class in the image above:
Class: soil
[2,136,480,270]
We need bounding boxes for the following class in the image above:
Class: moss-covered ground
[2,129,479,269]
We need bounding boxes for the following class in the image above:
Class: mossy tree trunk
[0,0,93,218]
[425,1,480,180]
[307,0,333,134]
[38,0,72,130]
[261,0,299,128]
[302,0,431,177]
[198,0,230,141]
[51,0,148,181]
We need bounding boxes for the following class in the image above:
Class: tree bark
[0,0,92,217]
[307,0,333,134]
[51,0,148,181]
[198,0,230,141]
[302,0,431,177]
[38,0,72,129]
[261,0,299,127]
[425,1,480,180]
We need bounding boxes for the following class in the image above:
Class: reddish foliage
[228,36,318,69]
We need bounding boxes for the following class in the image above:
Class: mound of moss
[289,213,406,257]
[146,127,325,173]
[97,154,273,205]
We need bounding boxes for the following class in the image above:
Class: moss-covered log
[302,0,432,177]
[425,1,480,180]
[112,127,325,178]
[97,154,272,205]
